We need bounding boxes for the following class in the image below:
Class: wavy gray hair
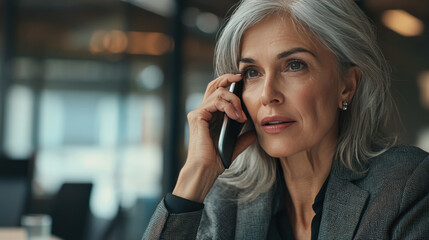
[214,0,398,201]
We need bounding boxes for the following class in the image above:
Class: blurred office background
[0,0,428,239]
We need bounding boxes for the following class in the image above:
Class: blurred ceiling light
[381,10,424,37]
[122,0,175,17]
[89,31,173,56]
[90,30,128,54]
[196,12,219,34]
[108,30,128,53]
[127,32,174,55]
[418,71,429,109]
[102,33,112,51]
[89,30,108,54]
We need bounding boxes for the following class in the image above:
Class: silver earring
[342,101,348,111]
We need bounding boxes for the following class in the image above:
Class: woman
[143,0,429,239]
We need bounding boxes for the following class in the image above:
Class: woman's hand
[172,74,256,203]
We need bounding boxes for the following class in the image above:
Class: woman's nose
[260,74,284,106]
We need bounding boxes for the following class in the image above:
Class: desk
[0,228,61,240]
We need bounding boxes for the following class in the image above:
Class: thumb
[232,131,257,161]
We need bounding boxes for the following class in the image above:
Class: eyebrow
[239,47,316,64]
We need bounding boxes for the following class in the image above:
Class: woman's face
[240,15,346,159]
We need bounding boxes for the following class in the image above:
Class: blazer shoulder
[385,145,428,158]
[350,149,429,239]
[368,145,428,172]
[359,145,429,191]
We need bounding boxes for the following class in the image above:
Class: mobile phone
[218,80,247,169]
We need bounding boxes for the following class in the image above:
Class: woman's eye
[243,69,260,79]
[288,61,306,72]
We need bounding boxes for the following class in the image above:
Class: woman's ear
[339,66,361,108]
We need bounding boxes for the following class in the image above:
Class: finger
[215,97,242,121]
[206,74,242,95]
[202,88,247,121]
[232,131,257,160]
[215,87,246,118]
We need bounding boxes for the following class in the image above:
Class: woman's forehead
[240,15,328,59]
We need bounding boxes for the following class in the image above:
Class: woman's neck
[279,143,335,239]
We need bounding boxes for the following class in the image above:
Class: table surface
[0,228,61,240]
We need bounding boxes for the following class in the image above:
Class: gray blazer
[143,146,429,239]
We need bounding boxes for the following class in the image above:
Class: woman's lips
[261,116,296,134]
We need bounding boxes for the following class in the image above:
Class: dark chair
[51,183,93,240]
[0,153,34,226]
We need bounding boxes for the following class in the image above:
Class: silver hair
[214,0,398,201]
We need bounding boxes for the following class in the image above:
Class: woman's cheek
[242,88,258,119]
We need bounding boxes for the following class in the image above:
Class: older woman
[143,0,429,239]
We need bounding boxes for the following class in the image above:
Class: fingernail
[235,111,241,119]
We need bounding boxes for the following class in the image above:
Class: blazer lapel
[234,160,369,240]
[319,161,369,240]
[235,188,274,240]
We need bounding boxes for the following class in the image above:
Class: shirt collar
[272,165,330,215]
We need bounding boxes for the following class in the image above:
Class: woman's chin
[260,145,296,159]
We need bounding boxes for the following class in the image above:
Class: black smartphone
[218,80,247,169]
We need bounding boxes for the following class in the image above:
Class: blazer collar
[330,158,367,181]
[318,160,369,239]
[234,159,370,240]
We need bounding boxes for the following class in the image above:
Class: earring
[342,101,348,111]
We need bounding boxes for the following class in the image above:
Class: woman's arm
[172,73,253,202]
[142,74,255,239]
[142,198,203,240]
